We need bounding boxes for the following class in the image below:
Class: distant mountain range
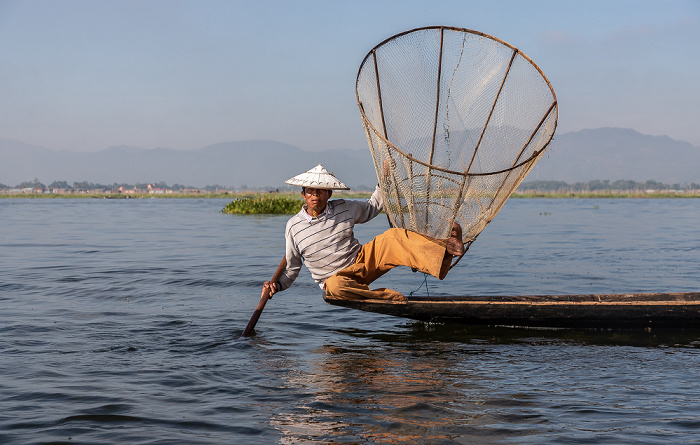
[0,139,378,189]
[1,127,699,188]
[528,127,700,185]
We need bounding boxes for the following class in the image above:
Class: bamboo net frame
[356,26,558,268]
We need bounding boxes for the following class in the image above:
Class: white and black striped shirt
[279,186,383,290]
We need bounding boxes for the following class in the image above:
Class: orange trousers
[324,228,452,301]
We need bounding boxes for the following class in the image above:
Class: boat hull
[323,292,700,328]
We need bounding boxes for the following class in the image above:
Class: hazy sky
[1,0,699,152]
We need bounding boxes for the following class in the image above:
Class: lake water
[1,197,699,444]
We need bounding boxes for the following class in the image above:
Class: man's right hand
[262,280,280,298]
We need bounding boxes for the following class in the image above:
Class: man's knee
[324,274,341,296]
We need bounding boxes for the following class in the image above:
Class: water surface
[1,198,699,444]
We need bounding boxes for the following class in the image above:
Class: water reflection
[345,322,700,349]
[270,321,700,443]
[272,342,486,443]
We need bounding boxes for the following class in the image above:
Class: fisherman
[262,164,464,301]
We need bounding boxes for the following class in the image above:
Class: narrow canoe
[323,292,700,328]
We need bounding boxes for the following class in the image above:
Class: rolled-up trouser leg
[324,228,452,301]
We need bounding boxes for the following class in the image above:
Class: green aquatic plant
[222,195,304,214]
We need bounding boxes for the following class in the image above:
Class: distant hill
[2,128,699,188]
[527,128,700,184]
[0,139,377,189]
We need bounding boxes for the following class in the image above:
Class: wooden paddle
[242,256,287,337]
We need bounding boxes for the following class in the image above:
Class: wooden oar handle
[242,256,287,337]
[267,256,288,298]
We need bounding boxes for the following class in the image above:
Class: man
[263,164,464,301]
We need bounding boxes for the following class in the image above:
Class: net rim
[355,25,559,177]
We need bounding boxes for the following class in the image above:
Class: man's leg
[324,226,462,301]
[324,265,406,301]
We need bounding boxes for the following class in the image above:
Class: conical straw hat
[285,164,350,190]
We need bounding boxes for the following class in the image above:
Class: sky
[1,0,699,153]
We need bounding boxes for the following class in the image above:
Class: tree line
[0,179,228,192]
[4,178,699,194]
[518,179,700,193]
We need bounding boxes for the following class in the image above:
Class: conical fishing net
[356,26,558,262]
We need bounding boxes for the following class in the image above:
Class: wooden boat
[323,292,700,329]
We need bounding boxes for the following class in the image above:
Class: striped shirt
[278,186,383,290]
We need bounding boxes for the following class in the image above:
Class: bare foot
[446,222,464,256]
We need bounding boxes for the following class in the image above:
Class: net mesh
[356,26,558,251]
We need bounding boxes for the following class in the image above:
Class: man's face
[302,188,332,216]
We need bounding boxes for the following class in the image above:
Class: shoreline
[1,191,699,199]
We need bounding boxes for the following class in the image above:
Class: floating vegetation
[222,195,304,214]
